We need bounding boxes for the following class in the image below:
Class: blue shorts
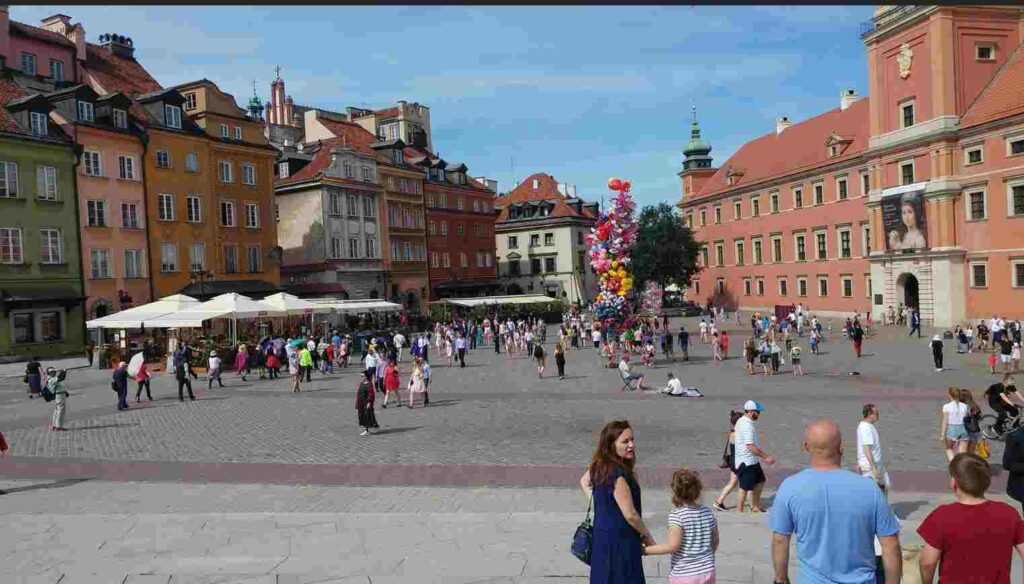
[946,424,969,441]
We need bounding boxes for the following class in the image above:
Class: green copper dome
[683,119,711,156]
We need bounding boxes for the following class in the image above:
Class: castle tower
[677,106,717,200]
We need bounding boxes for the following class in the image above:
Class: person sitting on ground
[661,373,703,397]
[618,354,645,390]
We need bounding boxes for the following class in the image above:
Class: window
[733,200,742,219]
[184,93,197,111]
[900,161,915,185]
[455,197,464,211]
[220,201,236,227]
[362,167,373,182]
[220,124,229,138]
[348,237,359,258]
[841,277,853,298]
[278,162,289,179]
[965,146,983,165]
[544,233,554,246]
[473,224,481,236]
[428,221,436,236]
[158,194,175,221]
[818,277,829,297]
[0,227,22,264]
[39,229,62,264]
[234,127,242,141]
[968,190,986,220]
[757,279,765,296]
[837,178,848,201]
[715,279,725,295]
[839,228,852,258]
[751,198,760,217]
[699,210,706,226]
[328,192,342,217]
[363,196,375,218]
[862,225,872,256]
[155,150,170,169]
[331,237,343,259]
[816,231,827,259]
[405,242,414,261]
[160,243,178,272]
[861,173,870,196]
[219,161,233,183]
[772,237,782,263]
[797,277,808,297]
[113,109,128,129]
[90,249,111,278]
[346,195,358,216]
[118,155,136,180]
[11,313,33,344]
[714,206,722,224]
[901,102,915,128]
[188,243,205,272]
[1008,183,1024,217]
[86,200,106,227]
[30,112,47,137]
[530,233,539,247]
[770,192,779,213]
[458,252,467,268]
[456,223,464,236]
[795,234,807,261]
[275,204,280,223]
[0,162,18,200]
[531,258,542,274]
[185,152,199,173]
[693,281,700,296]
[700,247,709,267]
[715,243,724,267]
[1014,261,1024,289]
[124,249,144,279]
[1009,137,1024,157]
[164,105,182,129]
[443,253,451,268]
[242,164,256,185]
[866,276,872,298]
[245,203,259,228]
[247,246,261,273]
[83,151,102,176]
[545,257,556,272]
[224,246,239,274]
[507,235,518,249]
[121,203,140,228]
[77,101,94,123]
[971,262,988,287]
[36,166,57,200]
[431,253,440,269]
[735,241,745,266]
[21,52,36,75]
[743,279,752,296]
[976,44,995,61]
[752,239,763,264]
[39,311,62,342]
[779,279,789,296]
[794,188,803,208]
[49,59,64,82]
[813,183,823,205]
[344,163,354,179]
[186,195,202,223]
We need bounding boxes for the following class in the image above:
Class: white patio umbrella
[146,293,287,344]
[86,294,201,329]
[262,292,331,315]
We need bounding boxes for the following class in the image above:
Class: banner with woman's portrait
[882,190,927,252]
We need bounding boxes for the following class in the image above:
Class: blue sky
[14,5,873,208]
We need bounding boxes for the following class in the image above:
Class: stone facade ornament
[897,42,913,79]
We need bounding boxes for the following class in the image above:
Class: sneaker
[359,429,369,436]
[712,501,727,512]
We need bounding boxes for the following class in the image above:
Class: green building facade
[0,95,85,359]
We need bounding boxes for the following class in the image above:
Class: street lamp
[189,270,214,301]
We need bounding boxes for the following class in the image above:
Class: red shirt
[917,500,1024,584]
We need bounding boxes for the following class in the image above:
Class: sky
[13,5,873,208]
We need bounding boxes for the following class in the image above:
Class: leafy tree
[631,203,701,290]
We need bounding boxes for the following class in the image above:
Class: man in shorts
[617,354,645,390]
[734,399,775,514]
[1000,334,1015,373]
[987,374,1024,434]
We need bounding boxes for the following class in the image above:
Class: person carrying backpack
[534,342,547,379]
[46,367,68,431]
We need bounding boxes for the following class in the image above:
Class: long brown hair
[959,388,981,412]
[589,420,635,485]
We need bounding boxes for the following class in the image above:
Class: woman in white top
[939,387,970,461]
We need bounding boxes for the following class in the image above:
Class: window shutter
[36,166,45,197]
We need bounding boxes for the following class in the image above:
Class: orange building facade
[681,5,1024,326]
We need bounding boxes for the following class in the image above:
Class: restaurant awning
[143,293,287,328]
[262,292,332,315]
[308,299,403,314]
[86,294,200,329]
[442,294,559,308]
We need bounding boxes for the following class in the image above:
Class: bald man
[770,420,902,584]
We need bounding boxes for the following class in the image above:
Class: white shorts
[1002,354,1013,364]
[860,466,891,492]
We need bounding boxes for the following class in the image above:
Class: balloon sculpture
[587,177,639,333]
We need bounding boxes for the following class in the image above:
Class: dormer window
[21,53,37,76]
[393,149,403,165]
[164,105,182,129]
[30,112,48,137]
[184,93,197,111]
[278,162,289,179]
[233,127,242,140]
[77,101,94,123]
[113,109,128,129]
[220,124,229,138]
[829,145,839,157]
[438,168,446,182]
[532,178,539,189]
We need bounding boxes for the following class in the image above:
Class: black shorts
[737,463,765,490]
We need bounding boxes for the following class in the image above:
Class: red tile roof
[960,41,1024,129]
[0,79,28,135]
[694,97,870,199]
[376,107,399,118]
[275,138,382,188]
[9,21,75,48]
[84,43,162,98]
[495,172,597,222]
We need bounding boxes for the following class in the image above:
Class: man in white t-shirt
[734,399,775,514]
[857,404,890,493]
[393,332,406,362]
[661,373,702,397]
[618,355,645,390]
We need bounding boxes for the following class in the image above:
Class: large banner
[883,190,927,251]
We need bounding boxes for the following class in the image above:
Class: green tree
[631,203,701,290]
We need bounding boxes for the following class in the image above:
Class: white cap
[744,399,765,412]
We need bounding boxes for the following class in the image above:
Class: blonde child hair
[670,468,703,507]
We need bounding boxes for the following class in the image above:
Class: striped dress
[667,504,717,578]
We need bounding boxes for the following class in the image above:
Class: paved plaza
[1,314,1021,582]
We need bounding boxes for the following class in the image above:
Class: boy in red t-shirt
[918,452,1024,583]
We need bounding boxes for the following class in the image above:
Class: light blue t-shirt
[770,469,899,584]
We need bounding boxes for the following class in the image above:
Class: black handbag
[570,496,593,565]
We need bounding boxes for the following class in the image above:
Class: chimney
[99,33,134,59]
[0,7,9,67]
[397,100,407,115]
[40,14,71,33]
[840,88,859,111]
[776,116,791,135]
[557,183,567,196]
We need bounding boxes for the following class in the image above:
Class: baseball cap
[743,399,765,413]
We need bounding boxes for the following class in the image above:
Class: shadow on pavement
[0,477,91,496]
[76,423,139,431]
[891,499,929,519]
[372,426,422,435]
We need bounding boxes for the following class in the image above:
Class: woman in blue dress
[580,420,652,584]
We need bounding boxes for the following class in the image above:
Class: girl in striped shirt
[643,468,719,584]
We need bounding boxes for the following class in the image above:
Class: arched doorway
[405,290,420,312]
[369,290,379,299]
[896,273,919,309]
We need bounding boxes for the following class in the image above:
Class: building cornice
[495,216,596,232]
[860,5,938,45]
